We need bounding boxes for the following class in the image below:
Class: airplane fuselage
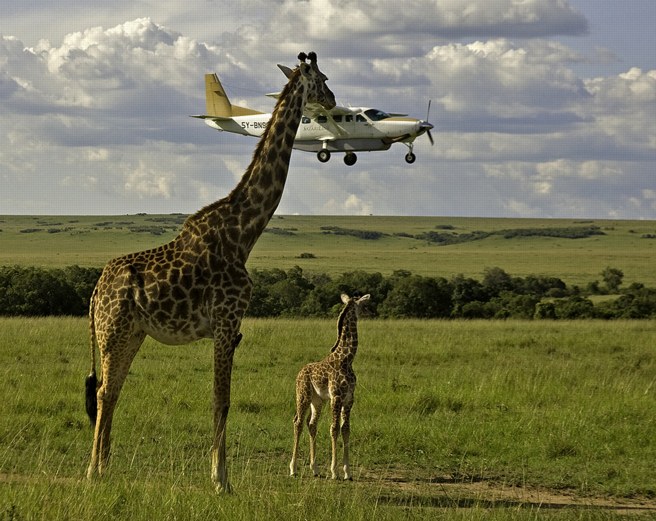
[203,108,429,153]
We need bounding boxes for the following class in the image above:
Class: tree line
[1,264,655,319]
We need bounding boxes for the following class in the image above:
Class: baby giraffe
[290,293,370,480]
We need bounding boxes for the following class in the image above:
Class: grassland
[1,214,655,287]
[1,317,655,519]
[1,215,655,518]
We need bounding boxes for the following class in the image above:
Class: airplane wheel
[344,153,357,166]
[405,152,416,164]
[317,150,331,163]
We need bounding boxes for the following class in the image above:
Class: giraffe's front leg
[211,332,238,493]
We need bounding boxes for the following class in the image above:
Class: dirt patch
[357,469,656,515]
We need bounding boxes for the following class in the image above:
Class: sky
[1,0,655,219]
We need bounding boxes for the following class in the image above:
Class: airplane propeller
[422,99,434,146]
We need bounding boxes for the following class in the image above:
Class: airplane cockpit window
[364,109,391,121]
[356,114,366,122]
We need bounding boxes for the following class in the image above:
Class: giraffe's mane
[330,300,351,352]
[184,66,303,227]
[239,65,302,184]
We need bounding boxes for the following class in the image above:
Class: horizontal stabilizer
[190,114,232,121]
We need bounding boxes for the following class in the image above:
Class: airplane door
[354,113,375,138]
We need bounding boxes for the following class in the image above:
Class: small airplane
[192,65,434,166]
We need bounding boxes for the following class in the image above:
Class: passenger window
[333,115,342,123]
[302,116,311,124]
[345,115,353,122]
[317,115,328,123]
[356,115,366,123]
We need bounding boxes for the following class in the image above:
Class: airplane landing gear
[317,149,331,163]
[344,153,357,166]
[404,142,417,164]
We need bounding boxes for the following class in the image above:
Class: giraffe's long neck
[232,72,306,257]
[335,311,359,361]
[183,69,306,262]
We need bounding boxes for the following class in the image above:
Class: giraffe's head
[297,51,336,111]
[340,293,371,318]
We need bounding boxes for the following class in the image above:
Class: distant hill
[0,214,654,287]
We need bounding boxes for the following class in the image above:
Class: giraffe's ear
[357,294,371,304]
[341,293,350,304]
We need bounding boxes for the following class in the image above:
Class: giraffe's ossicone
[84,52,335,493]
[290,293,370,480]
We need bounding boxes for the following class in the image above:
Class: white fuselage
[204,107,430,153]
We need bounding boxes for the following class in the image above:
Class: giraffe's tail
[85,286,99,426]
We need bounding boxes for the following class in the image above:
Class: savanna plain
[0,215,655,520]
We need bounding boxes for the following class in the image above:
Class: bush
[379,275,452,318]
[553,296,595,319]
[0,265,98,316]
[1,264,655,320]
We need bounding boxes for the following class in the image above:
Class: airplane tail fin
[204,73,262,117]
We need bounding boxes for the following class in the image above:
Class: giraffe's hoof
[215,481,233,494]
[214,480,232,494]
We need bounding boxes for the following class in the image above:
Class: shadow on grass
[364,474,656,514]
[377,493,656,513]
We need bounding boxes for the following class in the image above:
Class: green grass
[1,317,654,519]
[1,215,655,287]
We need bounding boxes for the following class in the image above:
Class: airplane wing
[326,106,356,116]
[264,93,353,119]
[190,115,232,121]
[304,104,355,118]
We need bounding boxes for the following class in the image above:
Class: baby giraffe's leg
[308,396,323,477]
[329,397,343,480]
[290,389,310,477]
[341,399,354,480]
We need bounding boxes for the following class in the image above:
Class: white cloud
[124,160,175,199]
[265,0,587,57]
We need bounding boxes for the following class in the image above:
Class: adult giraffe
[85,52,335,492]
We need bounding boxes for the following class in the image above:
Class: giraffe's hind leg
[329,397,343,480]
[308,395,323,477]
[87,331,145,479]
[290,383,311,477]
[341,398,354,480]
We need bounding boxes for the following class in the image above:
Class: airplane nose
[419,121,434,145]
